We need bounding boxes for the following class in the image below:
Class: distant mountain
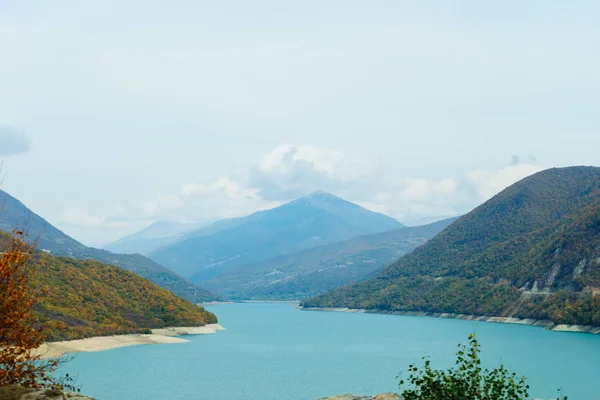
[0,231,216,341]
[303,167,600,328]
[203,217,458,300]
[105,220,210,255]
[150,191,403,282]
[0,190,218,303]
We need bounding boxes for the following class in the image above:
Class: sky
[1,1,599,246]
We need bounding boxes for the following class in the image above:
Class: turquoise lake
[63,303,600,400]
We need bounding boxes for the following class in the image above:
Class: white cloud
[466,163,544,200]
[250,144,374,200]
[363,162,544,225]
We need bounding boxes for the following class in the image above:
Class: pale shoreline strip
[33,324,226,359]
[300,307,600,335]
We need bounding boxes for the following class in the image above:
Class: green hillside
[0,231,217,341]
[0,189,218,303]
[203,217,457,300]
[302,167,600,327]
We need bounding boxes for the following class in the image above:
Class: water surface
[64,303,600,399]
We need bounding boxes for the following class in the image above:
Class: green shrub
[398,334,565,400]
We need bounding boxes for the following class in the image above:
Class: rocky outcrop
[0,386,95,400]
[318,393,403,400]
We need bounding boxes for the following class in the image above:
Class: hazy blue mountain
[105,220,211,255]
[303,166,600,328]
[0,189,219,303]
[203,217,458,300]
[150,191,403,282]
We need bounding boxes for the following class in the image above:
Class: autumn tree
[0,231,63,389]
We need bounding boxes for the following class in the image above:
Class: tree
[398,333,566,400]
[0,231,64,389]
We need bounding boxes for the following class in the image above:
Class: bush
[398,333,565,400]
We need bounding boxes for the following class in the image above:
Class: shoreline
[33,324,226,359]
[237,300,300,304]
[199,301,235,306]
[300,307,600,335]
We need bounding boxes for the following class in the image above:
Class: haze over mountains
[203,217,458,300]
[304,166,600,328]
[0,189,218,303]
[149,191,404,283]
[105,221,210,256]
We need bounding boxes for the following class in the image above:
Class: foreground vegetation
[398,334,566,400]
[1,232,62,389]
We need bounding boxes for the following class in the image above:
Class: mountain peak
[305,189,338,198]
[297,190,350,205]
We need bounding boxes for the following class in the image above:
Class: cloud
[465,163,544,200]
[58,145,545,242]
[249,144,374,200]
[141,146,544,226]
[0,125,32,156]
[361,159,544,225]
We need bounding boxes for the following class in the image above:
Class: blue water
[62,303,600,400]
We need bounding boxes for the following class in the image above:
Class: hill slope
[203,217,457,300]
[151,191,403,282]
[303,167,600,327]
[0,231,217,341]
[0,190,218,303]
[104,221,209,255]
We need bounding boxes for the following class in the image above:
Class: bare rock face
[318,393,403,400]
[0,386,95,400]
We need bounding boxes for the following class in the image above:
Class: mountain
[150,191,403,282]
[203,217,458,300]
[0,231,217,341]
[0,190,218,303]
[302,167,600,328]
[105,221,210,255]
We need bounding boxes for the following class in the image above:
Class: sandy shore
[33,324,226,359]
[301,307,600,335]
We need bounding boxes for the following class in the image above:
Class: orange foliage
[0,232,63,389]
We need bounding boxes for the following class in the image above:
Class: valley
[3,4,599,399]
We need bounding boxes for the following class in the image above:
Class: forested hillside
[0,231,217,341]
[303,167,600,327]
[203,217,457,300]
[0,190,218,303]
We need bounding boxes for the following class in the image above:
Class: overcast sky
[1,1,599,246]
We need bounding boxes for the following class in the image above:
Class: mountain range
[303,167,600,328]
[149,191,404,283]
[0,190,218,303]
[203,217,457,300]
